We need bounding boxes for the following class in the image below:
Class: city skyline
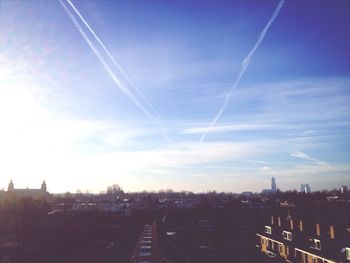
[0,0,350,193]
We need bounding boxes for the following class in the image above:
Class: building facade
[256,206,350,262]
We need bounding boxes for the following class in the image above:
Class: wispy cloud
[178,78,350,143]
[200,0,286,143]
[259,166,271,171]
[182,123,276,134]
[2,1,349,193]
[268,163,350,179]
[290,150,330,167]
[290,151,318,162]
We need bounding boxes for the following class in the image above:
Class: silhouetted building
[7,180,14,191]
[7,180,49,198]
[271,177,277,193]
[340,186,348,195]
[262,189,273,194]
[300,184,311,194]
[261,177,278,194]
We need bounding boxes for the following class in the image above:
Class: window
[265,226,272,234]
[279,244,284,255]
[316,223,321,236]
[329,225,335,239]
[268,240,272,248]
[271,215,274,225]
[299,220,303,231]
[283,231,292,241]
[346,247,350,260]
[278,217,281,227]
[314,239,321,250]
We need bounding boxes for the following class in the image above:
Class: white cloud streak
[259,166,271,171]
[59,0,171,143]
[183,123,276,134]
[290,150,330,167]
[200,0,285,143]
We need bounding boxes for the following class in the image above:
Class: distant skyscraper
[271,177,277,193]
[340,185,348,194]
[300,184,311,194]
[305,184,311,193]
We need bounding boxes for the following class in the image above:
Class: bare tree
[106,184,124,196]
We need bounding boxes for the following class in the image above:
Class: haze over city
[1,0,349,193]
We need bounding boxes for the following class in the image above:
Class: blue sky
[0,0,349,193]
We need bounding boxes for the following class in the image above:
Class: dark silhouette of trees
[106,184,124,195]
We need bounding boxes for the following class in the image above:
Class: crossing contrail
[59,0,171,143]
[65,0,168,136]
[200,0,286,143]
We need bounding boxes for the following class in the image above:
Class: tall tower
[8,180,14,191]
[305,184,311,194]
[271,177,277,193]
[300,184,311,194]
[340,186,348,194]
[41,180,47,192]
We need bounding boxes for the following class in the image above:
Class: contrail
[59,0,171,143]
[65,0,168,138]
[200,0,285,143]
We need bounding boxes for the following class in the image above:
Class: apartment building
[256,204,350,263]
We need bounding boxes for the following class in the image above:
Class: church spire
[8,180,14,191]
[41,180,47,192]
